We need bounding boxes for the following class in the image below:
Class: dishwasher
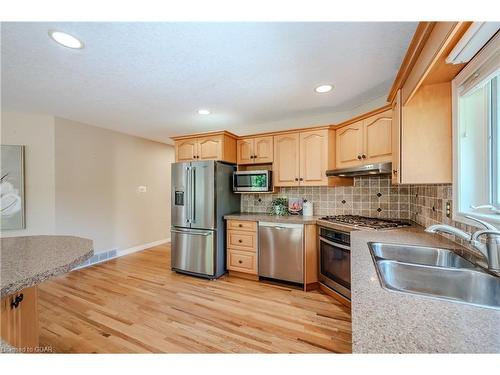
[258,222,304,284]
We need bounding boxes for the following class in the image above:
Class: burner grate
[320,215,410,229]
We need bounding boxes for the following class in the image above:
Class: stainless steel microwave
[233,170,273,192]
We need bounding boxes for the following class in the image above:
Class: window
[453,35,500,225]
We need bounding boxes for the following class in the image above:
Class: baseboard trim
[74,238,170,270]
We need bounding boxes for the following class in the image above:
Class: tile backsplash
[240,176,483,255]
[241,176,411,219]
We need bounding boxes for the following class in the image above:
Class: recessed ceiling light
[198,109,210,115]
[315,84,333,93]
[48,30,84,49]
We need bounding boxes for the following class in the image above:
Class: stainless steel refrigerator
[171,160,240,279]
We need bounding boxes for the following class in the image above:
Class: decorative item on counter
[269,197,289,216]
[288,198,303,215]
[303,200,313,216]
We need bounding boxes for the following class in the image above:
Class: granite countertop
[1,235,93,298]
[351,226,500,353]
[224,212,321,224]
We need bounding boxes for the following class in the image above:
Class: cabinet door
[363,110,392,164]
[336,121,363,168]
[175,139,198,162]
[1,286,38,350]
[299,129,329,186]
[198,135,223,160]
[273,133,300,186]
[391,91,402,184]
[253,136,274,163]
[236,138,254,165]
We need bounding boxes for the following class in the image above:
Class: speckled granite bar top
[224,212,320,224]
[1,235,93,298]
[351,226,500,353]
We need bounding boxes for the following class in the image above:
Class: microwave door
[171,162,191,228]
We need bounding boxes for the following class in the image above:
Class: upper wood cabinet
[274,129,351,187]
[273,133,300,186]
[363,111,392,163]
[300,130,330,186]
[173,132,237,163]
[393,83,452,184]
[391,90,402,184]
[335,121,364,168]
[237,136,273,165]
[387,22,465,184]
[176,138,198,162]
[335,110,392,169]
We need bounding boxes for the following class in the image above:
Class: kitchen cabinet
[273,133,300,186]
[237,136,273,165]
[1,286,39,350]
[274,129,351,187]
[335,110,392,169]
[392,83,452,184]
[387,23,470,184]
[335,121,364,168]
[226,220,258,277]
[173,131,237,163]
[391,90,402,184]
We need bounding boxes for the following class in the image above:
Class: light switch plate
[137,185,147,193]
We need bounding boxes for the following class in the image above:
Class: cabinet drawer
[227,249,257,274]
[227,230,257,251]
[227,220,257,232]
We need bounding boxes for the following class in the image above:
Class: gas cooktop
[319,215,411,230]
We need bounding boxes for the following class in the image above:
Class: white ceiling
[1,22,417,143]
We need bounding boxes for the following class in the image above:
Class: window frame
[452,33,500,226]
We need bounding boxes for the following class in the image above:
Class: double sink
[368,242,500,310]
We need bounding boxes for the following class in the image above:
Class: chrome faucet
[425,215,500,274]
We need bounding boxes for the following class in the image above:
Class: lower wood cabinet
[1,286,39,351]
[226,220,258,275]
[227,249,257,274]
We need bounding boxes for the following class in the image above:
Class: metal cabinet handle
[10,293,23,309]
[238,239,243,243]
[362,154,366,159]
[357,155,362,160]
[238,260,243,264]
[295,178,299,181]
[238,224,243,227]
[393,169,398,175]
[299,177,303,181]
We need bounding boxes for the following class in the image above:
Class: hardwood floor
[38,244,352,353]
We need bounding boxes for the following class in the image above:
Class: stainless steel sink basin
[374,260,500,310]
[368,242,477,269]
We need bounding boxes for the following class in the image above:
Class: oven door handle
[319,237,351,251]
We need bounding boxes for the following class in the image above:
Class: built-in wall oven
[318,226,351,300]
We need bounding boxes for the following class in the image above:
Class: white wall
[1,112,175,253]
[54,117,174,252]
[1,112,56,236]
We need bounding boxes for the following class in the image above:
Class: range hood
[326,162,392,177]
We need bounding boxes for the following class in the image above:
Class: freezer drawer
[171,228,216,277]
[258,222,304,284]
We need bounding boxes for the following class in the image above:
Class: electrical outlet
[446,201,452,218]
[137,185,147,193]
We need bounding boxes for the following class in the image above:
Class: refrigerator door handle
[190,166,196,224]
[171,229,211,236]
[185,166,191,224]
